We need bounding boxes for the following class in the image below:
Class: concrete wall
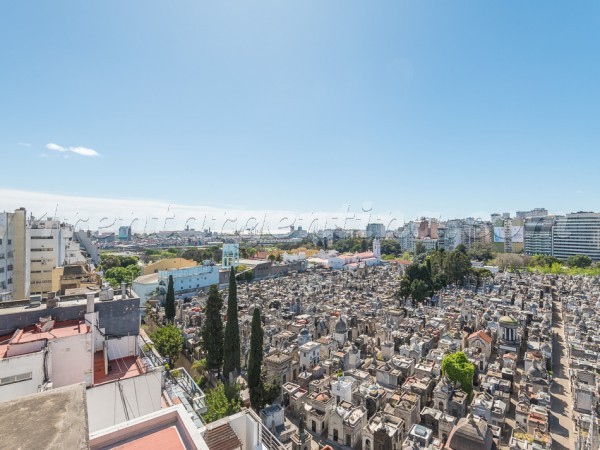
[11,208,30,300]
[86,370,163,432]
[0,351,45,402]
[49,333,92,388]
[0,297,141,336]
[106,335,137,360]
[131,280,158,306]
[75,231,100,265]
[228,412,261,450]
[143,258,197,276]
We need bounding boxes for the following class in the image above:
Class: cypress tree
[248,307,264,410]
[165,274,175,323]
[223,266,241,378]
[202,285,224,373]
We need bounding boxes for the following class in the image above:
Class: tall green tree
[397,277,412,305]
[165,274,176,323]
[410,279,429,305]
[223,267,241,378]
[248,307,264,410]
[150,324,183,367]
[202,285,224,373]
[442,351,475,395]
[444,250,471,285]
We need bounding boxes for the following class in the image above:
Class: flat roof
[94,354,146,385]
[112,426,186,450]
[0,292,132,316]
[0,319,89,359]
[0,383,89,450]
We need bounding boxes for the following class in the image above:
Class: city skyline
[0,187,588,233]
[2,2,600,217]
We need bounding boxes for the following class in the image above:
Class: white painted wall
[229,412,261,450]
[86,370,163,432]
[49,333,92,388]
[106,335,137,360]
[0,351,45,402]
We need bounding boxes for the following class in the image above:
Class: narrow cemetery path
[550,297,575,450]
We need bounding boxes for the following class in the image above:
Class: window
[346,434,351,446]
[0,372,32,386]
[333,429,338,442]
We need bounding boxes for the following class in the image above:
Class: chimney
[47,292,57,309]
[121,282,127,299]
[87,293,95,313]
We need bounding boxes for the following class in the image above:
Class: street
[551,296,575,450]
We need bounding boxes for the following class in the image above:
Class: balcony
[165,367,207,427]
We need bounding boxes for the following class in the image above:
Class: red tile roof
[204,423,242,450]
[468,330,492,344]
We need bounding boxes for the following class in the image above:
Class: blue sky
[1,1,599,224]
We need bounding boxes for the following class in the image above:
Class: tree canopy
[396,248,471,306]
[248,307,264,410]
[104,264,141,287]
[150,324,183,367]
[202,285,224,372]
[567,254,593,268]
[164,274,175,323]
[100,254,139,271]
[467,242,495,262]
[223,267,241,378]
[442,351,475,394]
[202,382,241,423]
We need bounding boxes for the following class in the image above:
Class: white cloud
[46,142,100,157]
[70,146,99,157]
[18,142,31,147]
[46,143,66,152]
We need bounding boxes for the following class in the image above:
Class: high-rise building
[516,208,548,220]
[0,208,29,301]
[492,217,524,254]
[552,212,600,261]
[524,216,557,256]
[29,218,86,295]
[366,223,386,239]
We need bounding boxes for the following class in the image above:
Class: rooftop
[0,319,89,359]
[94,353,147,385]
[0,383,89,450]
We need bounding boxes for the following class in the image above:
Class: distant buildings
[516,208,548,220]
[29,217,86,295]
[524,216,555,256]
[366,223,386,239]
[492,217,524,254]
[552,212,600,261]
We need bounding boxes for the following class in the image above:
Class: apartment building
[29,218,86,295]
[552,212,600,261]
[0,208,29,301]
[524,216,557,256]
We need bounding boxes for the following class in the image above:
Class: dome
[499,315,518,326]
[299,327,310,336]
[446,415,492,450]
[315,392,330,402]
[335,317,348,333]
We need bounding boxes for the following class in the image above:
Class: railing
[167,367,207,414]
[138,335,164,369]
[246,408,287,450]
